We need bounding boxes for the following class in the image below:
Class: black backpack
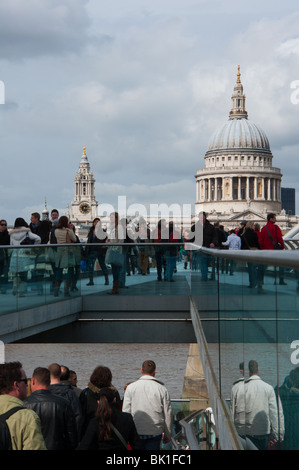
[0,406,23,450]
[20,233,34,245]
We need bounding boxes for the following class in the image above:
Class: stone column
[268,179,271,201]
[278,180,281,201]
[254,177,257,199]
[222,177,224,200]
[238,177,241,200]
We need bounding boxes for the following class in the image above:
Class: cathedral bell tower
[229,65,248,119]
[71,147,98,223]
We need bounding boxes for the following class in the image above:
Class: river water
[4,343,190,399]
[4,341,294,401]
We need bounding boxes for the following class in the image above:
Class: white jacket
[122,375,173,439]
[9,227,41,273]
[231,375,284,440]
[10,227,41,245]
[222,233,241,250]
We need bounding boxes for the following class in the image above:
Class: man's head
[31,367,50,392]
[267,213,276,223]
[60,365,70,381]
[141,360,156,377]
[0,220,7,232]
[69,370,78,387]
[0,361,28,400]
[30,213,40,225]
[198,211,207,224]
[248,360,259,377]
[48,363,61,382]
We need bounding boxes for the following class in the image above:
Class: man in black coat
[29,212,52,294]
[29,212,51,244]
[190,212,218,281]
[24,367,78,450]
[48,363,82,436]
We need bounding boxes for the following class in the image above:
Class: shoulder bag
[105,246,123,266]
[20,233,34,245]
[110,423,129,450]
[265,226,282,250]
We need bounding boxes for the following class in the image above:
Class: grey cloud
[1,1,299,221]
[0,0,109,59]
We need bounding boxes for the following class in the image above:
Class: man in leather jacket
[24,367,78,450]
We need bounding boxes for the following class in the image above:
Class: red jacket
[260,221,284,250]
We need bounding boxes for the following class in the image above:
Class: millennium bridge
[1,237,299,451]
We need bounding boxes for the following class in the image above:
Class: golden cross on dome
[237,65,241,83]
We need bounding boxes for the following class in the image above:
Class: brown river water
[4,342,190,399]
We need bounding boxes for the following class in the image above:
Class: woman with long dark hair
[79,365,121,435]
[78,387,141,450]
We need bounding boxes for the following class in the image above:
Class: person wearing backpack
[0,361,46,450]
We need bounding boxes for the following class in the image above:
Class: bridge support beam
[182,343,210,411]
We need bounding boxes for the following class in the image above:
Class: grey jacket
[122,375,173,439]
[230,375,284,440]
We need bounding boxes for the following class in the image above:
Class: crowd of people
[0,210,186,297]
[0,209,290,297]
[0,359,173,451]
[189,211,289,291]
[1,358,298,451]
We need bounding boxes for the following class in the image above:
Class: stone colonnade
[196,175,281,203]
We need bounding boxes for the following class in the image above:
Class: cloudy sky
[0,0,299,224]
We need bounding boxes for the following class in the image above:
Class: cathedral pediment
[228,210,266,223]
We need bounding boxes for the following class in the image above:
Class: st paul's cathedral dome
[195,67,282,227]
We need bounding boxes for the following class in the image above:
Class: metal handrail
[188,244,299,269]
[172,408,219,450]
